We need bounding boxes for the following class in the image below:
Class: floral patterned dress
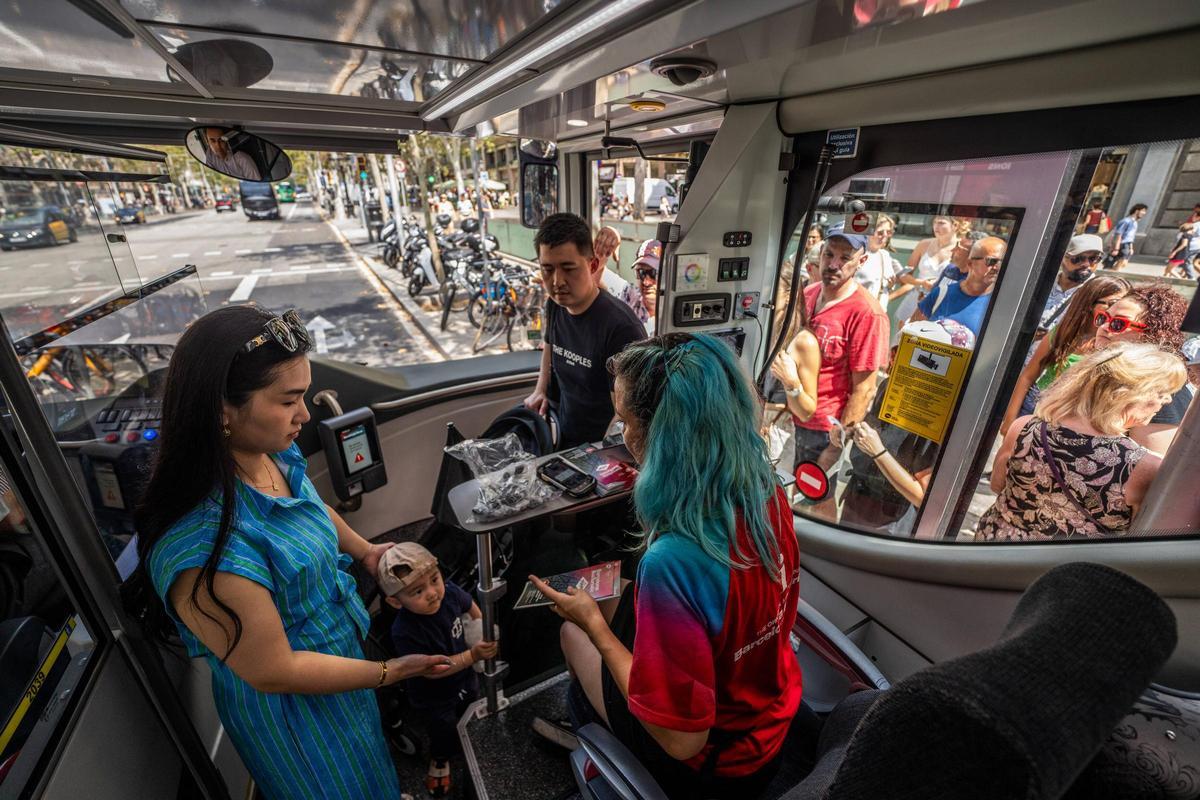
[976,420,1146,541]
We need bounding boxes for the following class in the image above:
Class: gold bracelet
[376,660,388,688]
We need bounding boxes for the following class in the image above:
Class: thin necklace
[244,455,277,492]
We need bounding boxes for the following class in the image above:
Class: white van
[610,176,679,214]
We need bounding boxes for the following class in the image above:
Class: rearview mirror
[185,126,291,182]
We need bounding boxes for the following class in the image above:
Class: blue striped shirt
[148,443,401,799]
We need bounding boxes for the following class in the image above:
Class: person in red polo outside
[794,221,889,478]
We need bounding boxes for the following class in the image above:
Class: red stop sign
[794,461,830,501]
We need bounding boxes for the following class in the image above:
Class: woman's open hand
[529,575,605,636]
[385,654,453,685]
[360,542,393,581]
[594,226,621,266]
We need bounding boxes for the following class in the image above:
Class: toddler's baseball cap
[377,542,438,596]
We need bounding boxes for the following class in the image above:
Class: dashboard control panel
[673,293,731,327]
[92,402,162,444]
[717,257,750,282]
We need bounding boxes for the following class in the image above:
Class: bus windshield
[239,181,274,198]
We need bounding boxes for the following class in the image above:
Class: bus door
[768,114,1200,687]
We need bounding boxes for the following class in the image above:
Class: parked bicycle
[470,265,545,353]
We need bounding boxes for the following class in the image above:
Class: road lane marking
[289,265,311,271]
[229,275,259,301]
[263,247,282,253]
[203,250,222,256]
[235,249,253,255]
[252,268,272,274]
[140,254,158,259]
[172,252,190,258]
[199,266,360,281]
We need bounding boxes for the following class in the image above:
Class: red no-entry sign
[794,461,830,501]
[849,211,872,234]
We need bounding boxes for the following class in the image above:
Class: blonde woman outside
[977,342,1185,541]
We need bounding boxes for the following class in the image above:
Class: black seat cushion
[1063,685,1200,800]
[787,562,1177,800]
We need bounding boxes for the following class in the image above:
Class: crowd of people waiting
[765,209,1197,540]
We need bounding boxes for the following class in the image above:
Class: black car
[0,206,77,250]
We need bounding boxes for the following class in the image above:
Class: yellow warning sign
[879,333,973,444]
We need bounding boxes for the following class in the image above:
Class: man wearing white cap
[1037,234,1105,334]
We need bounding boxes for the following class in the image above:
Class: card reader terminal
[317,407,387,502]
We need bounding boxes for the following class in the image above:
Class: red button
[794,461,830,501]
[125,431,141,443]
[104,433,119,444]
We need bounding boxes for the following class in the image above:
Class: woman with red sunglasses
[1001,276,1130,436]
[1088,285,1190,454]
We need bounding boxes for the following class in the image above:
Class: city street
[0,200,437,367]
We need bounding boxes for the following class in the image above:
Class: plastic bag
[444,433,559,522]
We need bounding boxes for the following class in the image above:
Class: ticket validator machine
[317,407,387,502]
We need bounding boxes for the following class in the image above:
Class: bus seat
[570,599,886,800]
[573,723,670,800]
[573,563,1176,800]
[786,561,1176,800]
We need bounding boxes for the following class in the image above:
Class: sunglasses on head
[969,256,1004,267]
[1094,311,1146,334]
[1067,253,1103,266]
[241,309,311,354]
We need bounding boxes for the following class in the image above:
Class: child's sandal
[425,761,451,798]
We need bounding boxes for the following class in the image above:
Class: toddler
[379,543,497,798]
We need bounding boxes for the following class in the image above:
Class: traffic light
[427,175,435,185]
[355,155,368,180]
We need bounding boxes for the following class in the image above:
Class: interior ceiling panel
[145,25,475,104]
[119,0,571,63]
[0,0,185,86]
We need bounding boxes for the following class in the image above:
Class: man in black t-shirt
[525,213,646,449]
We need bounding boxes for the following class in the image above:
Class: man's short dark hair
[1129,203,1148,215]
[534,212,593,257]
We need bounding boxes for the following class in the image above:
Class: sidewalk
[323,213,525,361]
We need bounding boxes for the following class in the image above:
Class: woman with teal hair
[531,333,804,798]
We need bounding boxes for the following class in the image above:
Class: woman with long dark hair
[133,305,448,799]
[1001,275,1130,434]
[531,333,803,798]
